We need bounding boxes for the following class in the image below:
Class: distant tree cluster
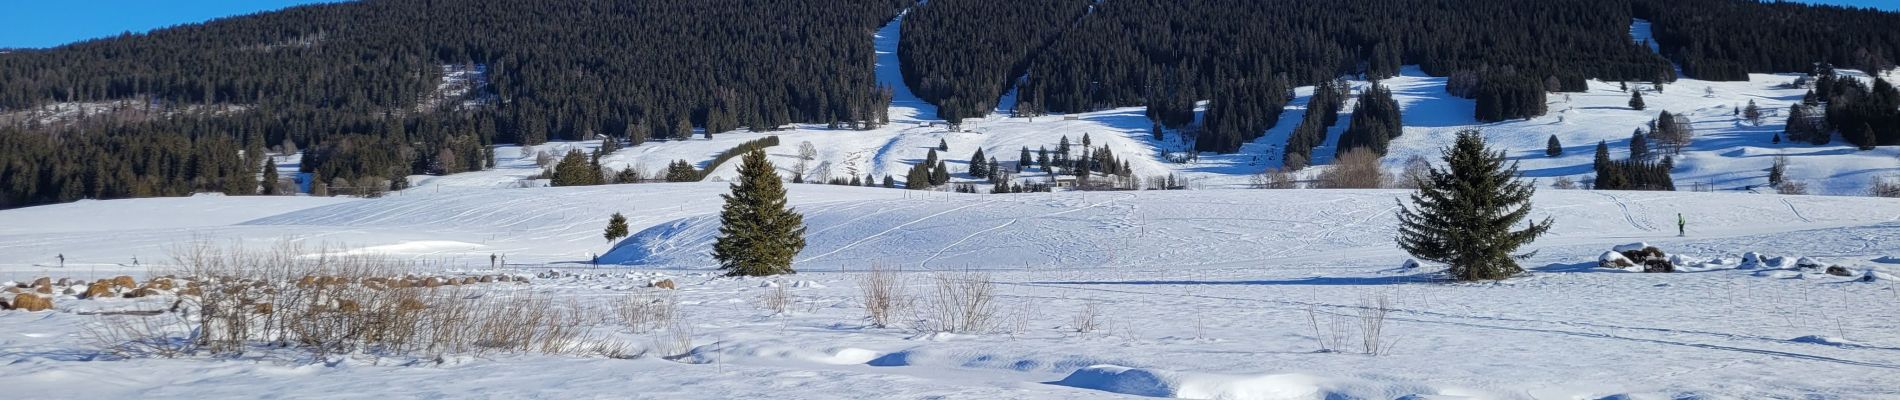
[1811,74,1900,149]
[1633,0,1900,80]
[1335,84,1403,156]
[1283,79,1350,170]
[1592,140,1676,191]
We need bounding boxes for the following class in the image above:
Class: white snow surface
[5,184,1900,398]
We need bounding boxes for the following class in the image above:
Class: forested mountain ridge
[0,0,909,208]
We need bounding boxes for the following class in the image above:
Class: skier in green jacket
[1677,213,1685,237]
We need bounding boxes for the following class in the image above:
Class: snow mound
[1611,243,1651,252]
[1053,364,1443,400]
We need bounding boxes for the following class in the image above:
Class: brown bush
[110,276,137,289]
[84,281,116,299]
[12,293,53,312]
[650,279,677,290]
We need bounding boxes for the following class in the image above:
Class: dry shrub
[1305,293,1398,355]
[916,271,998,333]
[1777,180,1810,195]
[94,240,625,360]
[87,312,195,358]
[857,266,906,328]
[12,293,53,311]
[1551,176,1579,190]
[1871,176,1900,198]
[1071,302,1103,334]
[759,283,793,316]
[1317,148,1386,189]
[615,292,678,333]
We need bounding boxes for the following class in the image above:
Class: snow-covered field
[5,184,1900,398]
[5,13,1900,400]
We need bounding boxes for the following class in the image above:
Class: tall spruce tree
[1396,130,1553,281]
[261,158,280,195]
[604,212,630,242]
[712,149,805,276]
[969,148,988,178]
[1629,90,1646,110]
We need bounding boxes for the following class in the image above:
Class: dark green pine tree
[969,148,988,178]
[1018,147,1031,173]
[1152,122,1164,141]
[551,149,599,186]
[882,175,896,188]
[665,160,701,182]
[1630,129,1650,161]
[604,212,630,242]
[1396,130,1554,281]
[261,158,279,195]
[1629,90,1646,111]
[906,163,931,189]
[938,138,950,151]
[1546,135,1563,157]
[712,149,805,277]
[932,159,950,185]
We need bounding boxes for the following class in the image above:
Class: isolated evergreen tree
[883,175,896,188]
[1081,133,1092,148]
[712,149,804,276]
[1772,133,1782,144]
[551,149,600,186]
[1629,90,1646,110]
[261,158,280,195]
[1769,155,1788,186]
[1036,147,1050,171]
[604,212,629,242]
[1743,100,1763,125]
[938,138,950,151]
[1152,123,1164,141]
[932,159,951,185]
[665,160,700,182]
[906,163,931,189]
[1018,147,1031,173]
[1629,129,1650,161]
[1546,135,1563,157]
[969,148,988,178]
[1593,140,1611,171]
[1396,130,1554,281]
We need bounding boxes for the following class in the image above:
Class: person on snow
[1677,213,1686,237]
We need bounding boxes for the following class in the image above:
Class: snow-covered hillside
[425,17,1897,196]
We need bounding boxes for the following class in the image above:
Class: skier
[1677,213,1686,237]
[57,253,64,268]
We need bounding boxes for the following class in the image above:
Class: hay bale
[650,279,678,290]
[31,277,52,287]
[1825,266,1855,277]
[1599,251,1635,268]
[110,276,137,289]
[336,299,361,313]
[177,287,204,297]
[32,284,53,294]
[83,281,115,299]
[479,275,496,283]
[460,277,479,285]
[511,276,530,283]
[11,293,52,312]
[55,278,74,287]
[123,287,160,299]
[255,303,274,315]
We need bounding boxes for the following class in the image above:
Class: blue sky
[0,0,1894,49]
[0,0,349,49]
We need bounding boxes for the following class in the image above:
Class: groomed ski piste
[3,13,1900,400]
